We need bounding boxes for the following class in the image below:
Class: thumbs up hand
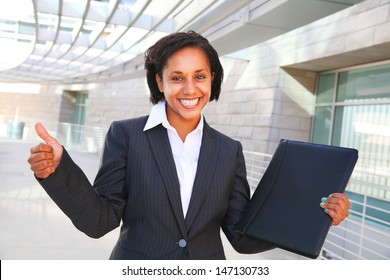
[27,123,63,179]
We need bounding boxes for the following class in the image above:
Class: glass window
[332,104,390,177]
[337,64,390,102]
[74,93,88,125]
[313,63,390,230]
[312,106,332,145]
[316,73,335,104]
[72,92,88,144]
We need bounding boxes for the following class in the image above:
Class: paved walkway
[0,139,304,260]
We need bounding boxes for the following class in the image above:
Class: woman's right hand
[27,123,63,179]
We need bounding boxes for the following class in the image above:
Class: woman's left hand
[320,193,350,225]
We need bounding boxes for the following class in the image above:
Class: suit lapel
[145,124,187,238]
[185,122,219,228]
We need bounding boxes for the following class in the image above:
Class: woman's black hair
[144,30,223,104]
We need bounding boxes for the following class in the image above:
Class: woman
[28,31,350,259]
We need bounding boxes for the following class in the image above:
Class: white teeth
[180,98,199,107]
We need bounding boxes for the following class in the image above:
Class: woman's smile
[179,98,200,108]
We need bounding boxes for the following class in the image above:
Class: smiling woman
[0,0,35,71]
[27,30,351,260]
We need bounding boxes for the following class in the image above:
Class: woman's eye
[196,74,206,80]
[172,76,183,81]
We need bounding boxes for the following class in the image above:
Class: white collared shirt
[144,101,203,217]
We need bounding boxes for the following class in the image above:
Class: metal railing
[2,119,106,154]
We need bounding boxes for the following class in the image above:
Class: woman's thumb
[35,123,57,146]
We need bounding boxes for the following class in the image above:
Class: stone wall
[0,84,63,139]
[0,84,62,124]
[86,78,152,130]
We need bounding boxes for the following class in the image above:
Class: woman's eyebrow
[169,69,209,74]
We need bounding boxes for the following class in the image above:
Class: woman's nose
[183,79,195,94]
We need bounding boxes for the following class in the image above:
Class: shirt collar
[143,100,204,132]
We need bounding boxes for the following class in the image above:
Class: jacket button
[178,239,187,248]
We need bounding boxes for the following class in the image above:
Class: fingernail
[321,197,327,202]
[320,202,325,207]
[324,208,329,213]
[328,194,333,198]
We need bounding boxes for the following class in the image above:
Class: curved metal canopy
[0,0,363,84]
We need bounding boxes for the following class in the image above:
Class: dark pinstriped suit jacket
[39,116,274,259]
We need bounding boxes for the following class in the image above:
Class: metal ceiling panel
[0,0,364,83]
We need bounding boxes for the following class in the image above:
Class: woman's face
[156,47,213,129]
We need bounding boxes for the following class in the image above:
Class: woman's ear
[155,74,163,92]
